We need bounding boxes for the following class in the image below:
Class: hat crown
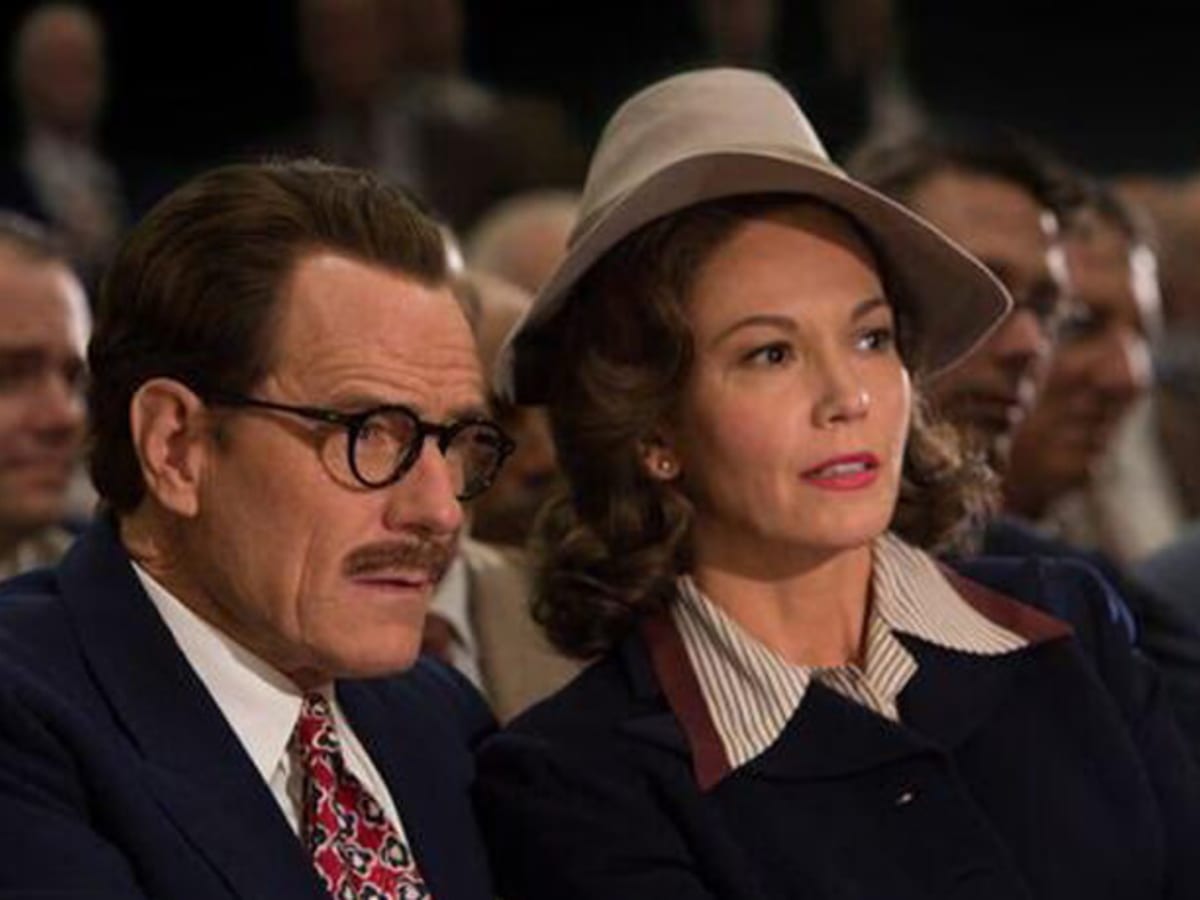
[574,68,839,242]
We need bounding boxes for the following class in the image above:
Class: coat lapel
[617,593,1065,790]
[59,519,326,900]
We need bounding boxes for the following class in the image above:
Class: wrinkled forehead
[270,251,483,409]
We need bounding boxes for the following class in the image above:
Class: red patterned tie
[293,692,431,900]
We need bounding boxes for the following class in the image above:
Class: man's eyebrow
[332,392,491,419]
[448,401,491,421]
[0,347,48,363]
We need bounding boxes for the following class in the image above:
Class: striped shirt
[671,532,1027,770]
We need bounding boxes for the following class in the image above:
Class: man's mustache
[342,537,456,581]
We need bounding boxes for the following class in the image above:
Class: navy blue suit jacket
[476,557,1200,900]
[0,518,496,899]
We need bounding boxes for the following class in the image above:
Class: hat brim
[497,149,1012,403]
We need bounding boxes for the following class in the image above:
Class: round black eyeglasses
[206,392,515,501]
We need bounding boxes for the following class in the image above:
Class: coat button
[894,788,917,807]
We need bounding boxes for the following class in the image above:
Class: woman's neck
[690,541,874,669]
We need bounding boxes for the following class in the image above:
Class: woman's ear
[128,378,211,517]
[638,432,681,482]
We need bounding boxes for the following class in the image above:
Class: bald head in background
[459,270,558,546]
[467,191,577,295]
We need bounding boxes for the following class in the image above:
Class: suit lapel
[338,676,485,900]
[59,519,326,900]
[464,539,581,723]
[465,542,529,719]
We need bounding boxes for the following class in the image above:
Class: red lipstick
[800,453,880,491]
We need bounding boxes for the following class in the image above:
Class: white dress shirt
[130,561,411,842]
[672,532,1027,770]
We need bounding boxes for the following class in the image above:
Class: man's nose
[994,307,1050,370]
[25,371,86,435]
[382,435,464,536]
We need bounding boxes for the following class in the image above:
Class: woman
[476,69,1199,900]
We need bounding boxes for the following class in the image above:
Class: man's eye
[0,361,38,391]
[1054,307,1101,342]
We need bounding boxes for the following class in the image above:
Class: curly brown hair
[532,194,996,659]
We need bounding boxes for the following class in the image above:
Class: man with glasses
[850,130,1200,756]
[848,126,1080,472]
[0,160,504,898]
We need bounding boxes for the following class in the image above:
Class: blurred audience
[427,268,577,722]
[459,270,559,548]
[1008,184,1180,564]
[291,0,583,231]
[467,190,577,294]
[854,131,1200,755]
[848,126,1076,473]
[0,213,89,579]
[1,3,125,286]
[694,0,922,154]
[1126,176,1200,522]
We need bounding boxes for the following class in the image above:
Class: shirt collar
[670,533,1026,773]
[131,561,307,784]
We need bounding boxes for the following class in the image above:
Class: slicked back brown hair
[88,159,448,513]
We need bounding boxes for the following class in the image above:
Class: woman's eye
[857,327,895,352]
[743,342,793,367]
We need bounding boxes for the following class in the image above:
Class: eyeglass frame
[204,390,516,500]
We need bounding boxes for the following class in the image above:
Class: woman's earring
[656,457,677,478]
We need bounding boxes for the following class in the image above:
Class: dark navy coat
[475,557,1200,900]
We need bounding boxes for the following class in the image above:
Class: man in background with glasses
[0,160,504,899]
[850,129,1200,758]
[848,126,1080,472]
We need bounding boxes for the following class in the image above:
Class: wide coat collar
[617,568,1073,791]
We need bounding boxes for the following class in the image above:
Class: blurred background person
[0,212,88,578]
[460,269,559,547]
[1,3,124,287]
[289,0,582,231]
[294,0,395,172]
[848,126,1077,475]
[1007,184,1177,565]
[854,132,1200,756]
[426,267,577,722]
[467,189,577,294]
[694,0,922,155]
[1130,176,1200,524]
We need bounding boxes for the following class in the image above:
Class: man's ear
[128,378,212,518]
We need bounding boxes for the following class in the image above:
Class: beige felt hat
[495,68,1012,403]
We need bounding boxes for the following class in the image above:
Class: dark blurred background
[0,0,1194,202]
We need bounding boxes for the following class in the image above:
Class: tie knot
[294,692,341,763]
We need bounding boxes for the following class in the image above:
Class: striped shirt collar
[669,532,1026,773]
